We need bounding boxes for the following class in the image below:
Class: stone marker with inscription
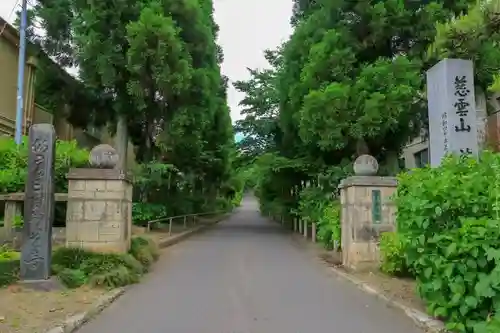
[20,124,56,282]
[427,58,479,167]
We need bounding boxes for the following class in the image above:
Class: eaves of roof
[0,15,77,85]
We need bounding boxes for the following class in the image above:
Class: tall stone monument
[427,58,479,166]
[20,124,56,281]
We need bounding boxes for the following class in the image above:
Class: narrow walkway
[77,196,423,333]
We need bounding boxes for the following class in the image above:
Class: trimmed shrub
[52,236,159,289]
[130,236,159,271]
[58,268,87,288]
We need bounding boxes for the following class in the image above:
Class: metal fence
[146,210,229,234]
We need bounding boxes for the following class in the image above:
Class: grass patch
[0,245,20,286]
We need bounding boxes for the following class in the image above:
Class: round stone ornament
[89,144,119,169]
[353,154,379,176]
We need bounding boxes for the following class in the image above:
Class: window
[414,148,429,168]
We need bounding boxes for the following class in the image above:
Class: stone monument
[353,154,378,175]
[88,144,119,168]
[66,144,132,253]
[20,124,56,282]
[427,58,479,166]
[339,155,397,271]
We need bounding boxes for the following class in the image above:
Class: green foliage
[395,152,500,273]
[295,187,341,250]
[0,136,88,194]
[12,215,24,228]
[379,232,411,277]
[29,0,235,215]
[231,190,243,207]
[316,201,341,251]
[429,0,500,96]
[129,236,159,271]
[52,236,159,288]
[233,51,281,159]
[132,203,168,226]
[416,218,500,333]
[233,0,472,245]
[0,245,20,286]
[58,268,87,288]
[395,151,500,332]
[297,187,327,226]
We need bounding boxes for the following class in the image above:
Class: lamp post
[14,0,28,145]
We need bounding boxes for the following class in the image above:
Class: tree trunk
[386,150,400,176]
[116,114,129,171]
[356,138,369,155]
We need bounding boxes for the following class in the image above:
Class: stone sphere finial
[89,144,119,169]
[353,154,378,176]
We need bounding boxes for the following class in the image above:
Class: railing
[0,193,68,232]
[0,193,69,246]
[146,210,229,234]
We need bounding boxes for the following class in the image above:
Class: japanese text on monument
[453,75,473,155]
[23,139,48,271]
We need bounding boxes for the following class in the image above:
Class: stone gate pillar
[339,155,397,270]
[65,144,132,253]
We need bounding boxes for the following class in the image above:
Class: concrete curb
[326,265,447,332]
[45,213,229,333]
[45,288,125,333]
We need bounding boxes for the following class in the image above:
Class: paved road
[78,196,423,333]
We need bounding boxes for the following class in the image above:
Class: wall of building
[403,112,500,169]
[0,17,141,169]
[0,33,35,136]
[402,137,429,169]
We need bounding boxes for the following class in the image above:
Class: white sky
[0,0,293,123]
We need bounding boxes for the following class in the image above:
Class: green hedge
[0,136,88,194]
[393,152,500,332]
[0,237,160,289]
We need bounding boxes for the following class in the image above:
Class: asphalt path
[77,196,424,333]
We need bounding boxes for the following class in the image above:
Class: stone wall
[66,168,132,253]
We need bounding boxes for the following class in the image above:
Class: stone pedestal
[66,168,132,253]
[339,176,397,270]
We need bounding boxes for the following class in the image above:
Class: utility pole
[14,0,28,145]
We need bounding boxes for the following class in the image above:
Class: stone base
[66,241,128,253]
[19,276,64,291]
[66,168,133,254]
[343,242,380,271]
